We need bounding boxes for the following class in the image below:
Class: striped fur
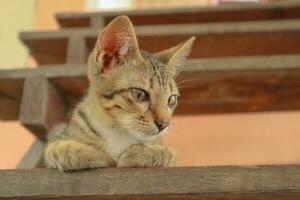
[44,16,195,171]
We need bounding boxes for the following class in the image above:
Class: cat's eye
[130,88,149,102]
[168,95,178,109]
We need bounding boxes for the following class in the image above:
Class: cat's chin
[131,132,159,142]
[129,128,168,142]
[158,127,169,135]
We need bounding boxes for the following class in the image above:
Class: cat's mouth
[147,127,168,137]
[157,127,168,135]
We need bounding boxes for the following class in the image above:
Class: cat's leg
[44,140,114,172]
[116,144,176,167]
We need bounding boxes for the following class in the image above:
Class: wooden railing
[1,165,300,200]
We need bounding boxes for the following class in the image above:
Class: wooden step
[1,165,300,199]
[0,65,85,121]
[56,0,300,28]
[1,55,300,121]
[20,20,300,65]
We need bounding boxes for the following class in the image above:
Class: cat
[44,15,195,172]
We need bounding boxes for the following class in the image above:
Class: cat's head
[87,16,195,141]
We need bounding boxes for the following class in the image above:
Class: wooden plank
[1,165,300,199]
[56,0,300,28]
[20,20,300,65]
[19,77,66,141]
[1,55,300,119]
[17,139,45,169]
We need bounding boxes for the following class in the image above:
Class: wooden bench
[56,0,300,28]
[1,165,300,199]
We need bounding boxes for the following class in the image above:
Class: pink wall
[163,112,300,166]
[0,122,34,169]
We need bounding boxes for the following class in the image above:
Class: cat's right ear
[154,36,195,77]
[88,16,143,80]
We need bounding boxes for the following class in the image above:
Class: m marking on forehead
[169,83,174,92]
[149,76,154,89]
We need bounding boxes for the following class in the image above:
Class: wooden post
[90,16,105,28]
[19,77,65,141]
[66,35,87,64]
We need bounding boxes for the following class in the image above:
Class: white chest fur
[85,110,138,161]
[83,108,139,161]
[103,133,138,161]
[99,127,138,161]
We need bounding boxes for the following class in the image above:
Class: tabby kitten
[44,16,195,171]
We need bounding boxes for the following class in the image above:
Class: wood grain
[56,0,300,28]
[1,165,300,199]
[20,20,300,65]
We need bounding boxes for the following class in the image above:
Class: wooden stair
[1,54,300,140]
[21,20,300,65]
[56,0,300,28]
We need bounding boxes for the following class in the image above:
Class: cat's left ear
[89,15,144,78]
[154,36,195,77]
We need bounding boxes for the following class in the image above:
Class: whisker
[176,78,200,84]
[178,85,194,89]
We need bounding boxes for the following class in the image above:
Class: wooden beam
[17,139,45,169]
[1,55,300,118]
[89,17,105,28]
[1,165,300,199]
[56,0,300,28]
[19,77,65,141]
[20,20,300,65]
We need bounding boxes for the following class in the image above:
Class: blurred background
[1,0,300,169]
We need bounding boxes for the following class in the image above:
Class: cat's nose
[154,120,169,131]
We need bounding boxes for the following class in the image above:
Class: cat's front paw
[116,144,144,167]
[116,154,135,168]
[163,147,176,167]
[116,144,176,168]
